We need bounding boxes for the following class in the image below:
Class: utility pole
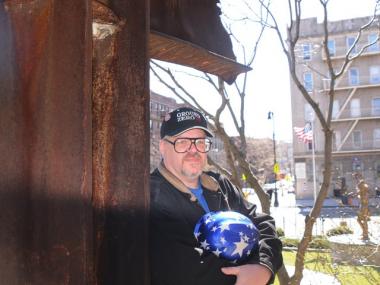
[268,111,279,207]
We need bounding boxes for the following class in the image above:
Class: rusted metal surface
[92,1,150,284]
[150,0,250,84]
[0,0,93,284]
[0,0,240,284]
[151,0,235,60]
[149,30,251,84]
[98,0,248,84]
[92,1,120,283]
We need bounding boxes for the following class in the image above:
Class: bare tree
[150,1,275,213]
[151,1,380,284]
[259,0,380,284]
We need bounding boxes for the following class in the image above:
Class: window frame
[302,43,312,61]
[304,104,314,121]
[372,98,380,116]
[348,68,359,86]
[346,36,357,54]
[370,66,380,84]
[352,130,362,148]
[368,33,379,52]
[350,98,361,117]
[303,72,313,92]
[332,100,340,119]
[374,128,380,148]
[327,39,336,56]
[334,130,341,149]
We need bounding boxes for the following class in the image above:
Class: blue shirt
[190,185,210,213]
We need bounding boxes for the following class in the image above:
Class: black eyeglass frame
[164,137,212,153]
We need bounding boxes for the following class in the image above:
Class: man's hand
[221,264,272,285]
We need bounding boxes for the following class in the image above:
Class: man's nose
[188,141,198,153]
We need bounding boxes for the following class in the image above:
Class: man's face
[160,128,208,185]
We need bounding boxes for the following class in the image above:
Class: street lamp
[268,111,279,207]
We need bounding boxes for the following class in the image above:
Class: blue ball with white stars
[194,211,260,263]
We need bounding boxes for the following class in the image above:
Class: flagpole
[311,120,317,203]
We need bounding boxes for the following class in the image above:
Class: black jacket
[150,165,283,285]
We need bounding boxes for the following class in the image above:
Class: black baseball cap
[160,107,213,138]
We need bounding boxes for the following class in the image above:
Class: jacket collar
[158,162,219,202]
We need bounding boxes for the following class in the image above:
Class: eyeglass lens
[174,138,211,153]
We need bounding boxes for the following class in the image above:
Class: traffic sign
[273,163,280,174]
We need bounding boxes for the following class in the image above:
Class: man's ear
[159,139,165,156]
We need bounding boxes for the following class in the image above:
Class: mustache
[184,152,202,159]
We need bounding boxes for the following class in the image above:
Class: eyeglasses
[164,137,212,153]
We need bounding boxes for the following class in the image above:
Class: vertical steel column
[94,1,150,284]
[0,0,93,284]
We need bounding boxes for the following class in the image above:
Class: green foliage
[281,237,299,248]
[281,236,331,249]
[276,227,284,237]
[326,225,353,236]
[309,236,331,249]
[274,251,380,285]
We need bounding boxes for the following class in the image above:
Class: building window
[334,130,341,149]
[370,66,380,84]
[350,98,361,117]
[327,39,336,56]
[303,72,313,92]
[304,104,314,121]
[349,68,359,85]
[352,157,363,171]
[346,36,357,54]
[352,130,362,148]
[332,100,340,119]
[307,141,313,152]
[368,33,379,52]
[373,98,380,115]
[150,119,153,129]
[374,129,380,148]
[303,43,312,60]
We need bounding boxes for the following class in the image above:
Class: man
[150,107,283,285]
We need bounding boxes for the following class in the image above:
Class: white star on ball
[213,248,222,257]
[231,237,249,257]
[219,223,230,232]
[200,239,210,249]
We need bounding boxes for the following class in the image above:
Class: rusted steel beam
[0,0,93,284]
[151,0,235,60]
[149,30,251,84]
[149,0,251,84]
[92,1,150,284]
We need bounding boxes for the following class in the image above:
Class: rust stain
[5,0,52,95]
[92,3,123,281]
[92,0,121,212]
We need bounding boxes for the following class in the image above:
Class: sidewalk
[295,196,380,208]
[285,266,341,285]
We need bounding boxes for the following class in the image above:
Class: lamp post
[268,111,279,207]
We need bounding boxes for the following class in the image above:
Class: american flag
[294,123,313,143]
